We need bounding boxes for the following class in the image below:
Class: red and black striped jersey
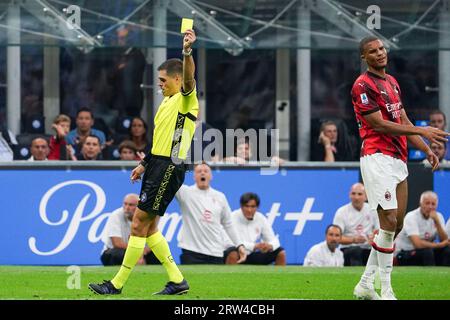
[351,71,408,162]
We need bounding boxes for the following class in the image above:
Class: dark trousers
[101,248,160,266]
[397,247,450,266]
[341,246,371,266]
[180,249,224,264]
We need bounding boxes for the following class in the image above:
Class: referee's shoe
[88,280,122,295]
[153,279,189,295]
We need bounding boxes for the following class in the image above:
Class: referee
[89,29,199,296]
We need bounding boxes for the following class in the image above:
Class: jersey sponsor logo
[386,102,402,119]
[385,191,392,201]
[360,93,369,105]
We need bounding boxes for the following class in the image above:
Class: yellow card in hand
[181,18,194,33]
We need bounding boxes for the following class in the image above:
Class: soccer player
[88,29,199,295]
[351,36,449,300]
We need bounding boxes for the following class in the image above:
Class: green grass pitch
[0,265,449,300]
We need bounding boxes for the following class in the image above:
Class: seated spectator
[429,110,450,160]
[311,120,354,162]
[175,163,247,264]
[128,117,151,154]
[423,141,448,165]
[224,192,286,265]
[66,107,106,153]
[75,135,103,161]
[395,191,450,266]
[48,114,76,160]
[333,183,379,266]
[303,224,344,267]
[0,129,18,161]
[118,140,139,161]
[28,137,49,161]
[223,138,285,165]
[101,194,158,265]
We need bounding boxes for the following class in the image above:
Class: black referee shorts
[137,155,186,216]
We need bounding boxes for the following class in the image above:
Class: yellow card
[181,18,194,33]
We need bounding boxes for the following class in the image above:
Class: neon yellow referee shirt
[151,86,199,160]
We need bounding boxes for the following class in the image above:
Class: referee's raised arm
[182,29,196,93]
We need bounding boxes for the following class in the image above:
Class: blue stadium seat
[408,120,428,161]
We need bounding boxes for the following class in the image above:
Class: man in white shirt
[303,224,344,267]
[101,194,158,265]
[175,163,247,264]
[333,183,379,266]
[0,129,17,161]
[223,192,286,265]
[446,217,450,237]
[395,191,450,266]
[28,137,49,161]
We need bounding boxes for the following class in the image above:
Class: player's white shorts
[360,153,408,211]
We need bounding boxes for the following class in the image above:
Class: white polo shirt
[224,209,280,255]
[175,184,241,257]
[101,208,131,253]
[303,241,344,267]
[333,202,379,249]
[395,207,446,252]
[446,218,450,237]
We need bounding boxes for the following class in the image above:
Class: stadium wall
[0,162,448,265]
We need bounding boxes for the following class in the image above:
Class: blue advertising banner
[433,170,450,223]
[0,168,359,265]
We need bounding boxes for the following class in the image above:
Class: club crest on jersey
[385,191,392,201]
[140,192,147,203]
[360,93,369,105]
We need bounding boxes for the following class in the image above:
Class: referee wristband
[139,160,147,168]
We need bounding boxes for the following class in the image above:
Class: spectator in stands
[128,117,150,154]
[48,114,76,160]
[101,194,158,265]
[75,135,103,161]
[311,120,354,162]
[426,141,448,164]
[28,137,49,161]
[66,107,106,153]
[118,140,139,161]
[223,138,285,165]
[395,191,450,266]
[175,162,247,264]
[0,129,17,161]
[429,110,450,160]
[224,192,286,265]
[333,183,379,266]
[303,224,344,267]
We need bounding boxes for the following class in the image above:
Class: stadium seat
[24,115,45,134]
[16,133,51,146]
[14,143,31,160]
[115,116,133,134]
[102,144,120,160]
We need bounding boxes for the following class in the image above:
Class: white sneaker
[353,282,381,300]
[381,288,397,300]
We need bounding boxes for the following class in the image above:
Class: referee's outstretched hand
[130,164,145,183]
